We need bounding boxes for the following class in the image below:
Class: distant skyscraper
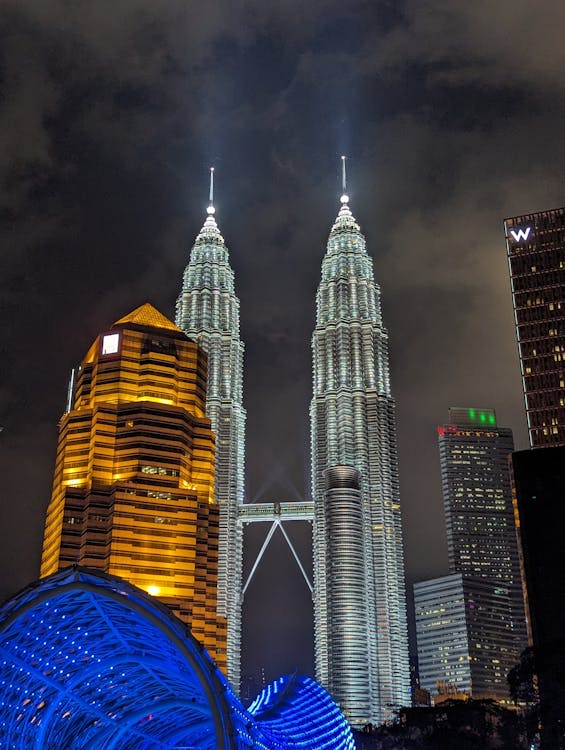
[41,303,227,668]
[504,207,565,448]
[176,170,245,688]
[311,159,410,723]
[415,407,528,702]
[438,408,522,592]
[414,575,471,696]
[415,574,521,700]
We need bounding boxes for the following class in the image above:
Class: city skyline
[1,1,564,686]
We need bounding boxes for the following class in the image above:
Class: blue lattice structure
[0,568,355,749]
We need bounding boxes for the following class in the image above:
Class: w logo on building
[510,227,532,242]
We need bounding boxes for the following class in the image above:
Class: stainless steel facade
[176,192,246,689]
[323,466,370,726]
[311,190,410,723]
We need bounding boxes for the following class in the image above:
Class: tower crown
[195,166,225,245]
[329,156,362,238]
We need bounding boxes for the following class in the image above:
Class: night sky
[1,1,564,686]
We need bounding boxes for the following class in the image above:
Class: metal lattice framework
[0,568,355,750]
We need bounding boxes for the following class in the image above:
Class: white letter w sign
[510,227,532,242]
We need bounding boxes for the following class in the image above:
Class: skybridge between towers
[238,501,315,600]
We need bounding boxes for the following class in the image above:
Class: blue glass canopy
[0,568,355,749]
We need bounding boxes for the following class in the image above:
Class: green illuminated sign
[467,408,496,427]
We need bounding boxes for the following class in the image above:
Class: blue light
[0,568,355,749]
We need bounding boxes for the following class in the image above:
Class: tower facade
[414,574,471,696]
[310,172,410,723]
[323,466,371,726]
[415,574,522,700]
[176,177,246,688]
[41,303,226,668]
[438,408,522,588]
[504,207,565,448]
[438,407,527,639]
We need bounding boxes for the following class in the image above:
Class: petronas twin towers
[175,164,410,724]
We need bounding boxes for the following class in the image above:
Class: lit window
[101,333,120,355]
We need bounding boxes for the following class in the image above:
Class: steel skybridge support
[238,502,314,601]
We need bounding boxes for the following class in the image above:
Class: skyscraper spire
[340,155,348,203]
[176,168,246,689]
[208,166,215,213]
[311,158,410,724]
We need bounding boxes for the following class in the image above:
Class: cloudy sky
[1,1,564,684]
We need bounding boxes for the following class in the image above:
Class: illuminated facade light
[323,466,371,726]
[0,568,355,749]
[176,171,246,689]
[310,171,411,723]
[40,303,227,669]
[505,207,565,448]
[439,408,525,592]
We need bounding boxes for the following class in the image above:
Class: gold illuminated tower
[40,303,226,669]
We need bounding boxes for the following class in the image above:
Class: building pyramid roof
[114,303,182,332]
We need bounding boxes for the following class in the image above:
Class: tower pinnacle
[340,155,349,204]
[207,167,215,215]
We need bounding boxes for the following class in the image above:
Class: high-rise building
[414,407,528,702]
[438,408,523,596]
[310,161,410,723]
[176,171,245,688]
[414,575,471,696]
[40,303,227,668]
[415,574,522,701]
[504,207,565,448]
[323,465,370,726]
[512,446,565,750]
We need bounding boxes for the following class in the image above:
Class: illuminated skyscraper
[504,207,565,448]
[415,574,521,701]
[176,170,245,688]
[415,407,528,701]
[310,160,410,723]
[438,408,525,603]
[41,303,226,668]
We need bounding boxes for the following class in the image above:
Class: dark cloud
[1,1,563,682]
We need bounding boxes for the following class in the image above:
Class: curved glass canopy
[0,568,354,749]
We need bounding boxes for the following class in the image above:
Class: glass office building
[505,207,565,448]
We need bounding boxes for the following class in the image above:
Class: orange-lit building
[40,303,226,669]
